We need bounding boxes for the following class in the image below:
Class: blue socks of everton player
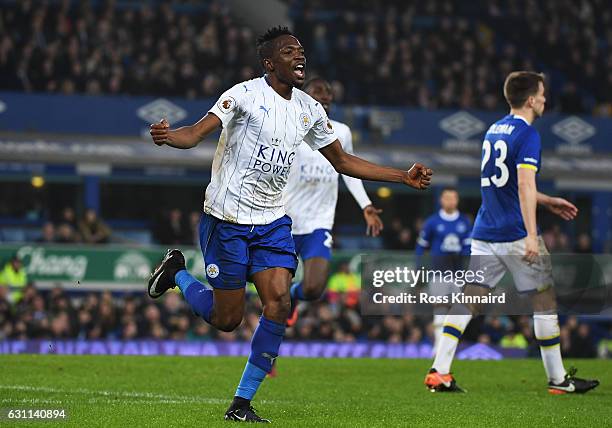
[235,316,286,400]
[290,282,305,301]
[175,270,213,324]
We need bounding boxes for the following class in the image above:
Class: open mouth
[293,63,305,80]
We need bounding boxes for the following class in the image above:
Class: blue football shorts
[198,213,298,290]
[292,228,333,261]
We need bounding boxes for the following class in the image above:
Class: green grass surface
[0,355,610,427]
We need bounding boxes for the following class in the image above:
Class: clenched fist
[150,118,170,146]
[404,163,433,190]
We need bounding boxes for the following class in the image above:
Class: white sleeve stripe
[341,175,371,209]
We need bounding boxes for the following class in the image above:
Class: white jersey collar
[263,74,293,102]
[513,114,530,125]
[439,209,459,222]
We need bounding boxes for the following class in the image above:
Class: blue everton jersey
[472,114,542,242]
[416,210,472,256]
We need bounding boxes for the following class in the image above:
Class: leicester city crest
[299,113,311,130]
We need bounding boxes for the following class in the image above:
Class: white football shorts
[467,236,554,294]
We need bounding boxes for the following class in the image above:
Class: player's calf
[258,272,291,324]
[301,277,327,300]
[301,257,330,300]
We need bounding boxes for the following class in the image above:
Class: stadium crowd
[0,0,610,115]
[1,277,610,358]
[290,0,612,113]
[28,206,201,246]
[0,0,258,99]
[37,207,112,244]
[0,0,609,358]
[24,205,595,253]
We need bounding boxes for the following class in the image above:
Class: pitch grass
[0,355,610,427]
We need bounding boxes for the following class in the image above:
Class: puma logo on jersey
[259,105,271,116]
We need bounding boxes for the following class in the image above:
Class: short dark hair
[503,71,545,108]
[441,187,458,194]
[256,26,294,65]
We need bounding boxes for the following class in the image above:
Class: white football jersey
[284,119,371,235]
[204,77,337,225]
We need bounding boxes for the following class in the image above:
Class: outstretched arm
[537,192,578,221]
[149,113,222,149]
[319,141,432,189]
[340,174,384,236]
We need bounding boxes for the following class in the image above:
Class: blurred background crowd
[1,281,611,358]
[1,0,611,114]
[0,0,258,99]
[0,0,604,252]
[0,0,610,355]
[25,205,598,254]
[291,0,612,112]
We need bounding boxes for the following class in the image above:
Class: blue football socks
[175,270,213,324]
[235,316,286,400]
[235,362,267,400]
[290,282,304,301]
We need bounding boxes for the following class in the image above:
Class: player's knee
[265,289,291,319]
[530,287,557,313]
[302,276,327,300]
[216,314,243,332]
[302,279,326,300]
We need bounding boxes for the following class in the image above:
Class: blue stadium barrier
[0,92,610,154]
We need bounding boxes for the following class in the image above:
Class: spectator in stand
[79,209,112,244]
[49,312,72,338]
[383,218,414,250]
[155,208,191,245]
[1,282,606,349]
[122,320,139,340]
[161,291,190,338]
[37,222,56,243]
[382,218,401,249]
[327,262,360,307]
[55,223,79,243]
[1,1,609,115]
[98,299,117,337]
[566,322,598,358]
[0,255,28,304]
[0,1,259,99]
[189,211,201,246]
[482,317,506,344]
[500,327,528,349]
[26,294,49,338]
[188,322,212,341]
[574,233,593,254]
[542,224,571,253]
[292,0,611,113]
[56,207,80,243]
[59,207,78,229]
[0,291,12,339]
